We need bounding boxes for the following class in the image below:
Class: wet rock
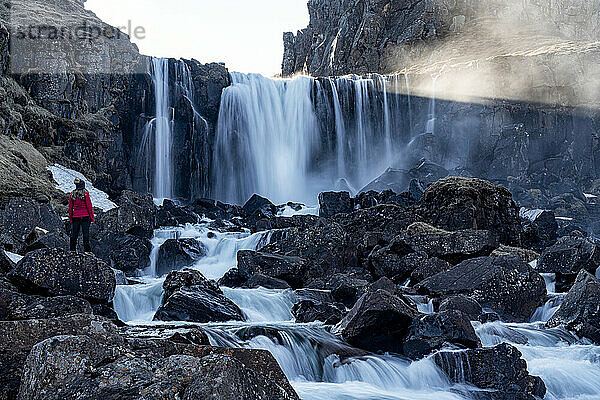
[237,250,306,289]
[292,300,345,325]
[156,238,207,277]
[403,310,481,359]
[334,289,419,353]
[318,191,353,218]
[434,343,546,399]
[254,215,322,232]
[8,248,116,303]
[92,232,152,276]
[94,190,156,238]
[295,288,335,305]
[439,295,483,321]
[191,198,243,221]
[242,194,277,227]
[4,293,92,321]
[217,267,251,288]
[154,269,243,323]
[418,177,523,246]
[416,256,546,322]
[547,270,600,344]
[25,230,70,252]
[403,222,500,264]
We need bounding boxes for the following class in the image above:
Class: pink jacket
[68,192,95,222]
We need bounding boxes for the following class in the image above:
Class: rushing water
[112,218,600,400]
[212,72,421,204]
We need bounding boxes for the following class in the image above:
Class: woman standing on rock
[69,178,95,253]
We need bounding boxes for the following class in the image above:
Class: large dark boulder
[154,269,244,323]
[94,190,156,238]
[18,334,300,400]
[538,235,600,275]
[92,232,152,276]
[547,270,600,344]
[434,343,546,399]
[416,255,546,322]
[439,295,483,321]
[325,273,370,308]
[8,248,116,303]
[368,246,425,283]
[318,191,353,218]
[156,199,200,227]
[403,310,481,359]
[237,250,305,289]
[403,222,499,264]
[522,209,558,251]
[418,177,523,246]
[242,194,277,228]
[409,257,452,284]
[333,289,419,353]
[156,238,208,276]
[0,314,118,400]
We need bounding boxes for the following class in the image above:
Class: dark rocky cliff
[0,0,229,202]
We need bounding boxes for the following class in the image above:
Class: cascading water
[150,57,173,200]
[212,72,410,204]
[113,217,600,399]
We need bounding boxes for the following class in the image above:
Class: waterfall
[150,57,173,200]
[213,73,320,205]
[426,75,438,134]
[329,78,346,178]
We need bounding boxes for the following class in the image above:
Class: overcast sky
[85,0,310,76]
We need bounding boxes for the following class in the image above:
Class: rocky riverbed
[2,175,600,399]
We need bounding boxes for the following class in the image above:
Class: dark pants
[70,217,91,252]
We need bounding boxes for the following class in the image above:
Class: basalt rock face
[0,0,229,202]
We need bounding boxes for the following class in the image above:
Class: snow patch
[519,207,545,221]
[277,205,319,217]
[47,164,117,212]
[4,250,23,264]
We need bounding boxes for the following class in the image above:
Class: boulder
[4,293,92,321]
[402,310,481,359]
[8,248,116,303]
[318,191,353,218]
[156,199,200,226]
[333,289,419,353]
[18,335,300,400]
[154,269,244,323]
[439,295,483,321]
[403,222,499,264]
[434,343,546,399]
[25,230,70,252]
[156,238,207,276]
[538,235,600,275]
[416,256,546,322]
[418,177,523,246]
[237,250,305,289]
[94,190,156,238]
[242,194,277,228]
[217,267,251,288]
[522,209,558,251]
[0,314,118,400]
[92,232,152,276]
[490,245,539,263]
[409,257,452,284]
[547,270,600,344]
[325,273,370,308]
[292,300,345,325]
[369,249,427,283]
